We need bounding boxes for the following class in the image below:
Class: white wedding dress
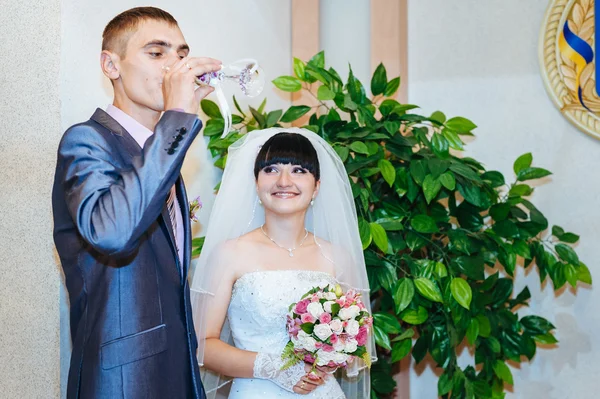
[226,270,346,399]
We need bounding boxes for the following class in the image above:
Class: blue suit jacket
[52,109,206,399]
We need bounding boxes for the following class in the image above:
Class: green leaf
[439,172,456,190]
[394,278,415,313]
[451,278,472,310]
[384,77,400,97]
[384,121,400,135]
[265,109,283,127]
[272,76,302,92]
[293,57,306,81]
[370,223,389,253]
[442,129,464,150]
[422,175,442,204]
[521,315,555,335]
[249,107,266,128]
[431,133,450,156]
[317,85,336,101]
[373,312,402,334]
[411,215,438,234]
[509,184,533,197]
[378,159,396,187]
[414,278,444,303]
[308,50,325,69]
[350,141,370,155]
[555,244,579,265]
[513,153,532,174]
[371,63,388,96]
[201,99,222,119]
[334,145,349,162]
[203,119,225,136]
[481,170,505,188]
[231,114,244,124]
[358,218,372,249]
[438,372,453,397]
[476,314,491,337]
[400,306,429,325]
[533,333,558,345]
[466,318,479,345]
[492,360,514,385]
[576,262,593,284]
[373,324,392,350]
[430,111,446,124]
[300,323,314,334]
[446,116,477,132]
[347,66,367,104]
[280,105,311,123]
[517,167,552,181]
[233,95,246,117]
[410,160,428,185]
[391,339,412,362]
[392,329,415,342]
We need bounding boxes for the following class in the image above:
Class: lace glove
[253,352,307,392]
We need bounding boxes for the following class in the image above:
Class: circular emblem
[540,0,600,139]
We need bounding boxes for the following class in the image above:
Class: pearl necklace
[260,225,309,257]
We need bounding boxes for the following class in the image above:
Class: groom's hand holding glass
[162,56,222,114]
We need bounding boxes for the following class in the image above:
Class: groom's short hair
[102,7,178,58]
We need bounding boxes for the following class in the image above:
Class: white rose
[325,292,338,301]
[301,336,317,352]
[345,319,360,336]
[338,308,352,320]
[348,305,361,318]
[307,302,325,319]
[296,330,317,351]
[313,324,333,341]
[323,301,336,313]
[344,338,358,353]
[333,339,346,352]
[316,349,336,366]
[333,352,349,364]
[329,319,344,334]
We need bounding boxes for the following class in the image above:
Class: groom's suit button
[178,127,187,135]
[171,141,179,149]
[174,134,183,142]
[167,149,175,155]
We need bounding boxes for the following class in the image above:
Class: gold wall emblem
[540,0,600,139]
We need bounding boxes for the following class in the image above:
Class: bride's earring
[310,195,315,206]
[258,198,263,205]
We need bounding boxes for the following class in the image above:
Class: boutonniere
[189,196,203,223]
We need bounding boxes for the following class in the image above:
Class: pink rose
[295,299,310,314]
[356,326,368,346]
[327,361,337,368]
[329,334,339,344]
[311,294,320,302]
[319,313,332,324]
[301,313,316,324]
[304,354,315,364]
[322,344,334,352]
[315,341,323,349]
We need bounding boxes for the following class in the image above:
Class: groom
[52,7,220,398]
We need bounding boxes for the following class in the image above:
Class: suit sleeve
[57,111,202,256]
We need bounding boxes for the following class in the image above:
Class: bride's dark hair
[254,133,320,180]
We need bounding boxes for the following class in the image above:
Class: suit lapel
[90,108,181,275]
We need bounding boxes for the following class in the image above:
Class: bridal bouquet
[281,283,372,371]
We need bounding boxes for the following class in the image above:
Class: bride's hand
[292,363,327,395]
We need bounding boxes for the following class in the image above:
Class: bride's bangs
[253,132,320,180]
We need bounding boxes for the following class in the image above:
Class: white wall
[408,1,600,398]
[0,0,62,397]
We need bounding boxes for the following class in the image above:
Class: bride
[190,128,376,398]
